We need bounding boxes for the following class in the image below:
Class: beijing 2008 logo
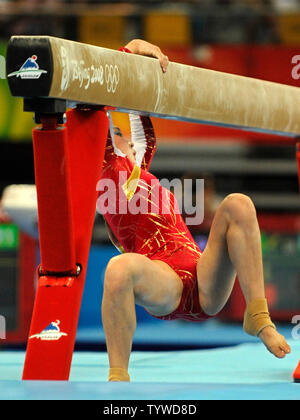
[105,64,119,93]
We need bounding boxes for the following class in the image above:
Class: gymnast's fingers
[157,51,169,73]
[125,39,169,72]
[145,44,169,72]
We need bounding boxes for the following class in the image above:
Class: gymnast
[97,39,291,382]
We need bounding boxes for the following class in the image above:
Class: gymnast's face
[114,127,136,164]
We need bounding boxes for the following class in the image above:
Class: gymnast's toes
[259,327,291,358]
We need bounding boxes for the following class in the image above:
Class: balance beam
[6,35,300,137]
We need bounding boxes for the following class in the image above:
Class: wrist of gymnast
[119,46,132,54]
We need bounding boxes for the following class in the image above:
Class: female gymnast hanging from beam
[97,39,291,382]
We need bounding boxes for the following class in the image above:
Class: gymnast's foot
[258,326,291,358]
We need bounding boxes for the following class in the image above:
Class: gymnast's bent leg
[101,253,183,381]
[197,193,291,358]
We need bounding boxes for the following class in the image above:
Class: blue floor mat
[0,339,299,400]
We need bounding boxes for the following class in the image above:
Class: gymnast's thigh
[196,201,236,315]
[105,253,183,317]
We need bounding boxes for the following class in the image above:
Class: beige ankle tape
[108,368,130,382]
[243,298,276,337]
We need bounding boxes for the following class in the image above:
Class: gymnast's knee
[103,253,143,296]
[198,292,222,317]
[221,193,257,225]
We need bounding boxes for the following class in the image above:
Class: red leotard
[97,114,210,322]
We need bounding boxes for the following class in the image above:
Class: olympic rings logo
[105,64,119,93]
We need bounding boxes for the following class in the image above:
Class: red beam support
[22,108,108,380]
[294,361,300,383]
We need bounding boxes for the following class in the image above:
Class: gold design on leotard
[122,165,141,201]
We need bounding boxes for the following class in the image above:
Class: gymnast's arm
[103,40,168,250]
[121,40,168,168]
